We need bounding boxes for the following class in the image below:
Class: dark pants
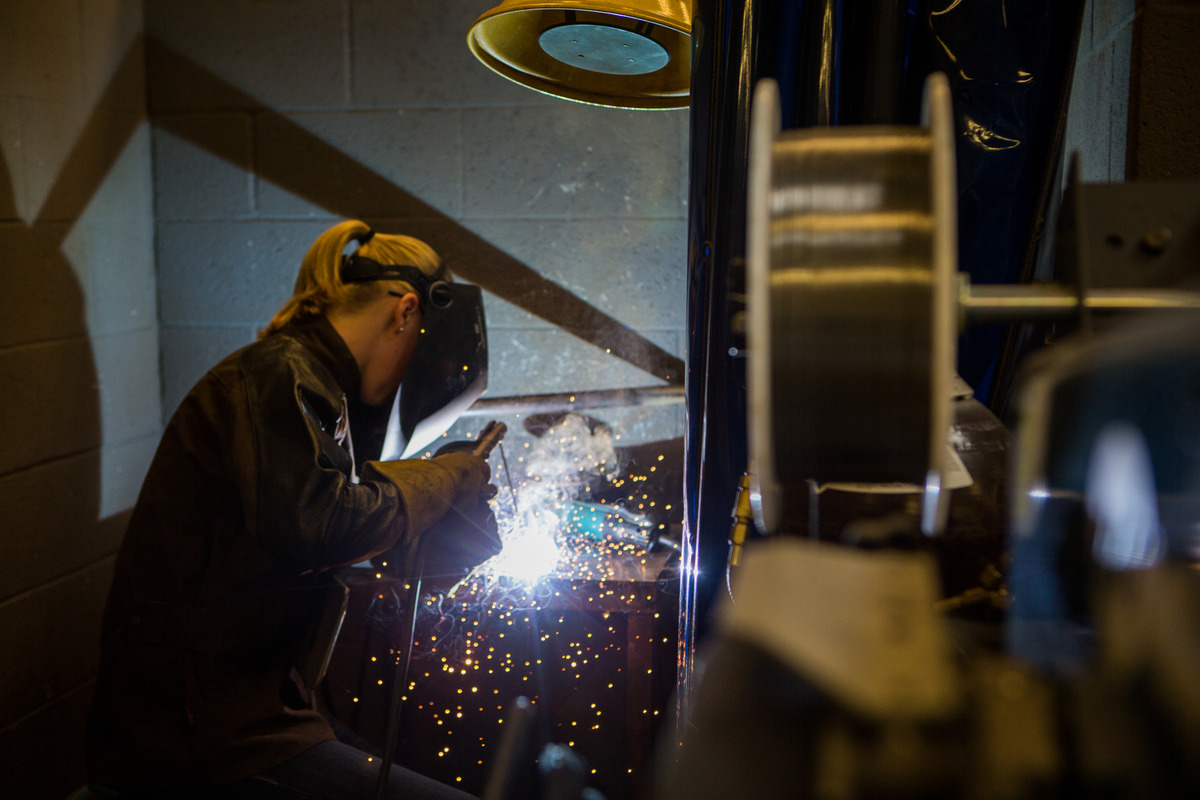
[91,740,477,800]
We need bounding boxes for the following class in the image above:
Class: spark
[351,414,680,797]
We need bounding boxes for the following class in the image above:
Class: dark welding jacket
[86,315,480,789]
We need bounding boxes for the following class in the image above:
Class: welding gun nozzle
[472,420,508,458]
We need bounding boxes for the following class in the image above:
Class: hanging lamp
[467,1,692,109]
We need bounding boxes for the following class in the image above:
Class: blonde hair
[259,220,443,339]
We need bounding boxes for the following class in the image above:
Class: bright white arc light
[488,530,561,583]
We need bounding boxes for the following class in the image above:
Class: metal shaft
[962,282,1200,325]
[375,567,422,800]
[460,385,683,417]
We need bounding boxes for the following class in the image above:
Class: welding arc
[746,74,956,536]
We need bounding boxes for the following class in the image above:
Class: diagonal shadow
[2,34,147,369]
[1,33,147,488]
[36,43,148,228]
[0,34,150,800]
[146,38,684,386]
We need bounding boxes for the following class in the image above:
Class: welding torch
[473,419,507,458]
[465,420,507,507]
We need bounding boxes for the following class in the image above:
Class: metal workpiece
[462,385,683,417]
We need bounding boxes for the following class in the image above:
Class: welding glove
[364,452,498,577]
[364,451,489,541]
[419,494,502,584]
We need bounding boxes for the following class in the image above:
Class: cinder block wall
[0,2,159,798]
[146,0,690,459]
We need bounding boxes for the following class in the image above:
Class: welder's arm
[242,343,485,570]
[371,422,505,579]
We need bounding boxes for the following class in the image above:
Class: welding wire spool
[747,74,957,536]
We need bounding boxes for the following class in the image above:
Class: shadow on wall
[0,37,151,800]
[146,38,685,387]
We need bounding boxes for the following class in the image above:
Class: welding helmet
[341,252,488,459]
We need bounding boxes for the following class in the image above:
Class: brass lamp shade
[467,1,692,109]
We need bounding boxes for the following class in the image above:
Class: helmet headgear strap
[341,254,450,315]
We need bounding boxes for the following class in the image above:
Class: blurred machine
[658,73,1200,799]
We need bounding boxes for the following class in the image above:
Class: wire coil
[747,74,957,535]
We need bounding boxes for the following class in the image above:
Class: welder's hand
[420,496,503,585]
[430,452,492,509]
[363,453,490,546]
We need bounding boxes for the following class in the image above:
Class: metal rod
[963,283,1200,325]
[460,385,685,417]
[376,425,513,798]
[497,441,519,512]
[375,566,422,800]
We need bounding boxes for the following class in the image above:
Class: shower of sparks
[353,573,675,800]
[458,413,665,591]
[411,414,675,657]
[346,414,680,799]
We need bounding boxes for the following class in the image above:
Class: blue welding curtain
[904,0,1086,404]
[759,0,1086,399]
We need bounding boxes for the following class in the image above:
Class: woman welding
[86,220,497,799]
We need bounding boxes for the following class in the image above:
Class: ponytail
[259,220,442,340]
